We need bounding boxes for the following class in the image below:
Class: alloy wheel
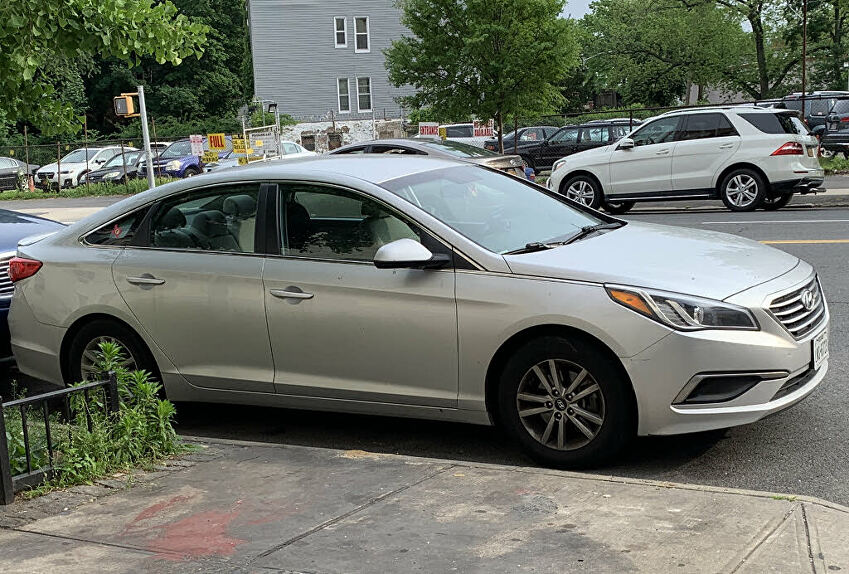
[725,174,758,208]
[515,358,606,451]
[80,336,138,381]
[565,180,596,206]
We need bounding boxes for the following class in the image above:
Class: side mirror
[373,238,450,270]
[617,138,635,150]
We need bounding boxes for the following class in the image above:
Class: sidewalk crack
[727,502,799,573]
[801,504,816,574]
[249,463,455,564]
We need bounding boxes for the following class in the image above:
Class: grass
[819,155,849,175]
[0,177,177,201]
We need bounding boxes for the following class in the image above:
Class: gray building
[248,0,415,121]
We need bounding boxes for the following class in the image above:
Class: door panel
[538,127,579,168]
[264,182,459,406]
[672,113,741,191]
[609,117,681,196]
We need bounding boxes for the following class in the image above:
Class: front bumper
[771,176,825,196]
[625,265,829,436]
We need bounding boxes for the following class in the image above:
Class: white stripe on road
[701,219,849,225]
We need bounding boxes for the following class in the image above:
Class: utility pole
[801,0,807,121]
[138,85,156,189]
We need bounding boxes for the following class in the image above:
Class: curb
[180,434,849,515]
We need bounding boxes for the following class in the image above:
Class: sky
[562,0,592,18]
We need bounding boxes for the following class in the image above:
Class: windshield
[104,152,141,168]
[61,149,99,163]
[419,140,499,158]
[160,140,193,158]
[381,166,603,254]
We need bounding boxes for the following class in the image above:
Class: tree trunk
[685,78,693,105]
[749,10,769,98]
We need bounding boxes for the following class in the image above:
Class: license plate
[813,329,829,371]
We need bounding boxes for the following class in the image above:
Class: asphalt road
[5,196,849,504]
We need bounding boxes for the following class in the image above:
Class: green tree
[0,0,208,134]
[386,0,579,151]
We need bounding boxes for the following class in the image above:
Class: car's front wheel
[561,175,602,209]
[763,193,793,211]
[497,335,634,468]
[66,319,160,385]
[602,200,636,215]
[719,169,766,212]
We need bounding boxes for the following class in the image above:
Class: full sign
[207,133,227,151]
[473,120,495,138]
[418,122,439,137]
[189,135,204,157]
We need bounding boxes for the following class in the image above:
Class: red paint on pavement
[148,508,247,561]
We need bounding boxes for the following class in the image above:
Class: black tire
[719,168,766,212]
[602,200,636,215]
[66,319,160,386]
[496,335,635,468]
[763,193,793,211]
[183,167,200,178]
[560,175,602,209]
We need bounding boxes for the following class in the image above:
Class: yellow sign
[202,151,219,163]
[232,138,247,154]
[438,127,447,140]
[207,133,227,151]
[253,139,263,147]
[238,157,248,166]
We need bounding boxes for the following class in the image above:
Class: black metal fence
[0,374,118,505]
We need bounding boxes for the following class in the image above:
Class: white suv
[547,106,824,213]
[35,146,127,189]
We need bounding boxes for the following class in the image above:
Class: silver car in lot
[8,156,829,467]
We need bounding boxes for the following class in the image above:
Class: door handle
[655,149,670,156]
[270,288,314,300]
[719,143,735,149]
[126,275,165,286]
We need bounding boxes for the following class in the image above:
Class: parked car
[204,141,315,173]
[519,119,641,172]
[9,156,829,467]
[548,106,823,213]
[330,138,529,179]
[0,210,63,369]
[483,126,559,152]
[139,137,232,179]
[820,98,849,157]
[36,146,127,189]
[0,157,39,191]
[82,151,143,184]
[773,91,849,140]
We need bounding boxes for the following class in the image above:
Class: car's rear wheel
[561,175,602,209]
[602,200,636,215]
[719,169,766,212]
[763,193,793,211]
[497,335,634,468]
[67,319,160,385]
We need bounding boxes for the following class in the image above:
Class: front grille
[0,256,14,298]
[40,172,54,179]
[768,276,826,339]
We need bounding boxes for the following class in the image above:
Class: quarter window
[337,78,351,113]
[149,185,259,253]
[357,77,372,112]
[334,17,347,48]
[280,184,421,262]
[354,17,370,52]
[631,117,681,146]
[86,209,148,247]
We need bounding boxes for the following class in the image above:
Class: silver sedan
[9,156,829,467]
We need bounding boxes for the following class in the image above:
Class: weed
[0,177,177,201]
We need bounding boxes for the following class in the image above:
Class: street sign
[189,135,204,156]
[419,122,439,137]
[207,133,227,151]
[438,127,447,140]
[202,151,219,164]
[473,120,494,138]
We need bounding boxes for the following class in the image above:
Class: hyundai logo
[801,288,816,311]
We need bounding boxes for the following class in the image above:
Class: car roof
[658,105,779,117]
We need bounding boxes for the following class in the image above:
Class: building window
[354,17,370,53]
[334,17,347,48]
[337,78,351,113]
[357,77,372,112]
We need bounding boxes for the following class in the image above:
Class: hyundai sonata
[9,156,829,466]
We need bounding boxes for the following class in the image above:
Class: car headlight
[103,171,122,179]
[166,160,181,171]
[605,286,758,331]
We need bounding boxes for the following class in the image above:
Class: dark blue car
[138,137,233,179]
[0,210,64,368]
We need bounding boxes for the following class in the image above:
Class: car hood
[0,209,64,251]
[503,221,799,301]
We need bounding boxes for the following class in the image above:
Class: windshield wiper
[562,222,625,245]
[504,242,554,255]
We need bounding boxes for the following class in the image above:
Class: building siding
[248,0,416,120]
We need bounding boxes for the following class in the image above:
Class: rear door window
[680,113,738,140]
[738,113,796,134]
[579,126,609,143]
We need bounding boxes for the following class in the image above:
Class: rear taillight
[771,142,804,156]
[9,257,42,282]
[841,117,849,123]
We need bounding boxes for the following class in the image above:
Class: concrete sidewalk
[0,438,846,573]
